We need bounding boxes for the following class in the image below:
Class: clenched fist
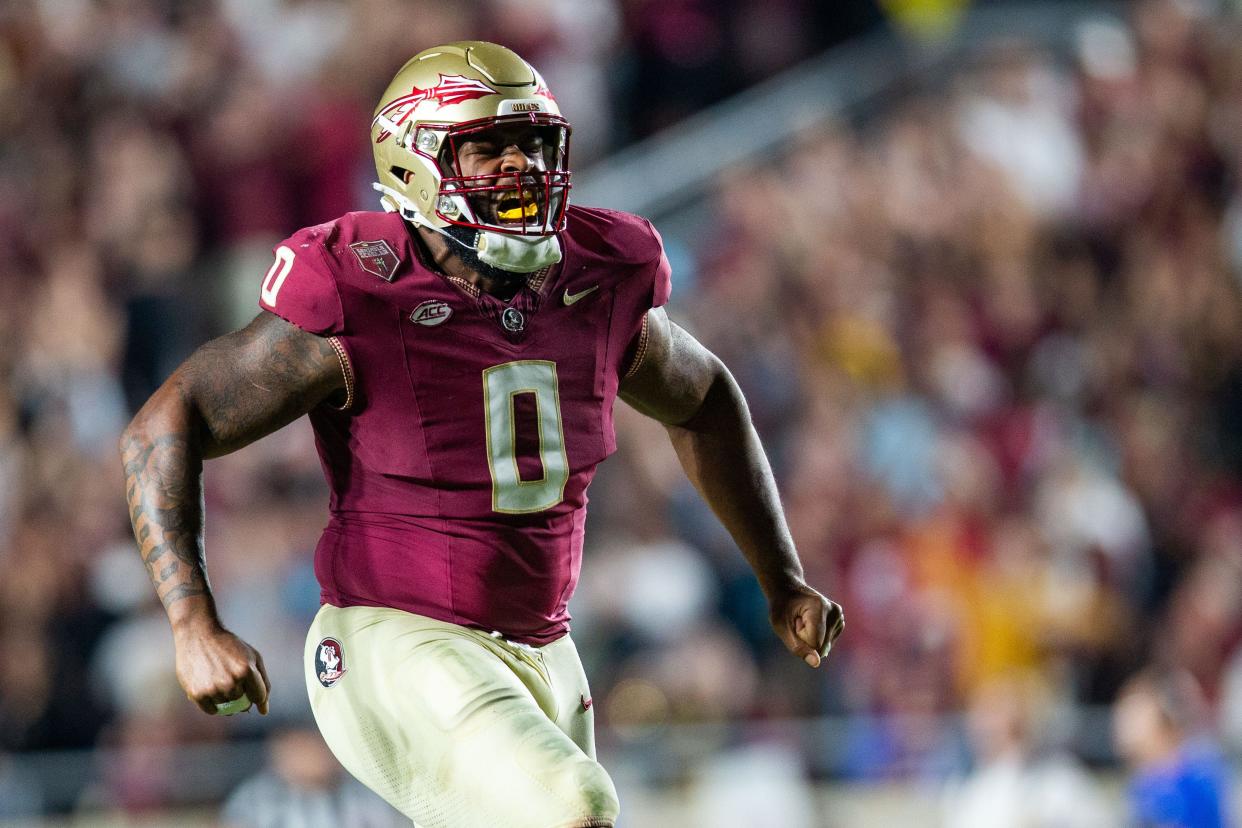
[768,582,845,668]
[172,619,270,715]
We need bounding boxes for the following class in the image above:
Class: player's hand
[172,621,270,715]
[768,581,844,669]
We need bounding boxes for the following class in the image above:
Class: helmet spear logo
[374,74,498,143]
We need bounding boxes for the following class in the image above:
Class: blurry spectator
[686,744,817,828]
[942,672,1114,828]
[0,751,43,818]
[1113,668,1231,828]
[220,728,403,828]
[92,709,186,815]
[956,46,1085,218]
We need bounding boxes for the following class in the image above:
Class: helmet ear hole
[388,166,434,207]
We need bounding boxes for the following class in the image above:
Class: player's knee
[562,757,619,825]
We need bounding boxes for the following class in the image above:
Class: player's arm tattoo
[122,430,208,608]
[619,308,806,595]
[121,312,345,620]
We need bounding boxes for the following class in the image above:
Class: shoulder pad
[258,224,345,335]
[564,206,667,268]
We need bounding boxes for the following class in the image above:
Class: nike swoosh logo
[563,285,599,306]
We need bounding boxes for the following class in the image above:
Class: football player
[121,41,844,828]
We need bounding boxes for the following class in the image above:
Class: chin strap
[372,181,562,274]
[475,230,562,273]
[373,181,473,251]
[373,182,424,224]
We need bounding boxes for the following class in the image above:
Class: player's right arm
[119,311,345,714]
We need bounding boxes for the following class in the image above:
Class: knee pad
[570,757,621,824]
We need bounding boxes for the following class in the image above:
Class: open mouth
[494,189,542,225]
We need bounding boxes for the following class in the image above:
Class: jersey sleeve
[617,218,672,377]
[257,227,345,336]
[644,219,673,310]
[617,217,672,331]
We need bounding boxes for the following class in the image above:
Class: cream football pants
[304,604,619,828]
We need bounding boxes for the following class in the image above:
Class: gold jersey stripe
[622,313,650,381]
[327,336,356,411]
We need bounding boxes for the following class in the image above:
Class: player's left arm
[619,307,844,667]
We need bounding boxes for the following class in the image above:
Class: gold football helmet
[371,41,571,244]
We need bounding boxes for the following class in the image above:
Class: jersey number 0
[483,361,569,513]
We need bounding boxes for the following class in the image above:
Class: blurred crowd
[3,0,1242,823]
[585,0,1242,822]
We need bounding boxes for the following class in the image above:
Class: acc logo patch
[315,637,348,688]
[350,240,401,282]
[410,300,453,327]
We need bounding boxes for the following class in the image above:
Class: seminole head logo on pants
[316,637,348,687]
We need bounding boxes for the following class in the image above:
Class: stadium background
[2,0,1242,824]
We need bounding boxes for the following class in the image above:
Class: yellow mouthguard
[497,200,539,220]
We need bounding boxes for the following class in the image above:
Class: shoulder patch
[350,240,401,282]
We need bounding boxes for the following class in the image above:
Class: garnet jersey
[258,207,671,644]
